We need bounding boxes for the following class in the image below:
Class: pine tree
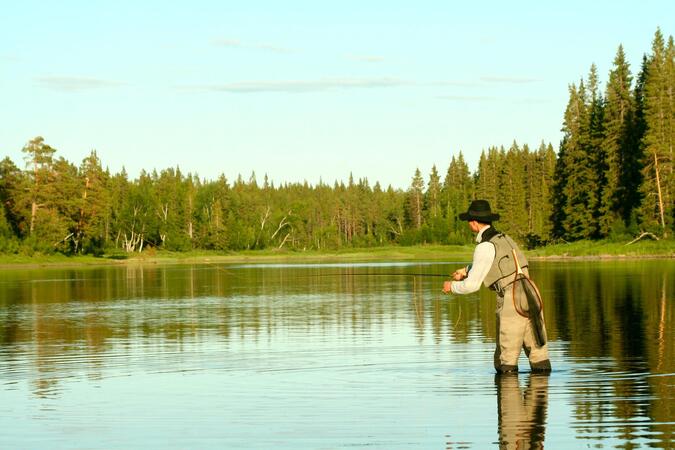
[539,143,557,240]
[0,157,22,238]
[551,136,569,240]
[600,46,635,235]
[559,80,600,239]
[425,165,445,241]
[75,150,110,253]
[442,152,473,242]
[20,136,57,237]
[51,157,84,252]
[474,147,501,210]
[630,55,650,227]
[638,29,674,236]
[500,141,528,237]
[426,165,441,220]
[666,35,675,232]
[0,158,22,251]
[586,64,608,236]
[408,168,424,230]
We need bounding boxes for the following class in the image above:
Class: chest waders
[480,229,547,347]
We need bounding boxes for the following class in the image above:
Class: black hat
[458,200,500,222]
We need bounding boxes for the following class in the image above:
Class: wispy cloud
[436,95,551,104]
[480,76,539,84]
[428,80,481,88]
[346,54,385,63]
[211,38,293,54]
[182,77,409,93]
[36,76,126,92]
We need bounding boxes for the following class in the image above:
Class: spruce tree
[76,151,110,253]
[426,165,441,220]
[442,153,473,242]
[551,136,569,240]
[0,157,22,239]
[587,65,606,236]
[474,147,501,210]
[500,141,528,236]
[408,168,424,230]
[559,81,600,240]
[600,46,635,235]
[638,29,674,236]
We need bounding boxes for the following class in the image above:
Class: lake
[0,260,673,449]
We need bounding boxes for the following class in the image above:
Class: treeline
[0,139,556,254]
[0,29,673,255]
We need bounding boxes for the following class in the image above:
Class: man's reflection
[496,373,549,449]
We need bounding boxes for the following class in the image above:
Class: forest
[0,30,673,256]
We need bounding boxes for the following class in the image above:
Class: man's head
[459,200,499,233]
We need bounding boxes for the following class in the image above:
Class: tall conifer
[408,168,424,229]
[601,46,635,234]
[559,81,600,239]
[638,29,674,235]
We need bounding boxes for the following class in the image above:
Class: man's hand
[452,267,468,281]
[443,280,452,294]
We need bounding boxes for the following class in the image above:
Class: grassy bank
[0,245,474,269]
[1,239,672,269]
[528,238,675,258]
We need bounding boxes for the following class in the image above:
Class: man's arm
[443,242,495,295]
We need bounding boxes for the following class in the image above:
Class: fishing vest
[480,228,528,293]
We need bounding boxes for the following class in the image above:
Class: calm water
[0,260,673,449]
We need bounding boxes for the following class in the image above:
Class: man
[443,200,551,373]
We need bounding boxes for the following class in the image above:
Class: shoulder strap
[480,226,500,243]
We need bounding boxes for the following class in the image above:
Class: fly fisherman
[442,200,551,373]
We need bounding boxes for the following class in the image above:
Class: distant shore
[1,239,673,270]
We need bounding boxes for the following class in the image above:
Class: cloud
[480,76,539,84]
[436,95,551,104]
[211,38,293,54]
[346,54,385,63]
[428,80,481,88]
[36,76,126,92]
[182,77,409,93]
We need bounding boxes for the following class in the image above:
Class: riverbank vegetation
[1,239,672,270]
[1,29,673,258]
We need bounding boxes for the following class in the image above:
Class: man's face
[468,220,480,233]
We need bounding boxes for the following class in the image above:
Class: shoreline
[1,243,673,270]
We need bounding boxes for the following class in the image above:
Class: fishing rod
[204,263,453,280]
[299,272,450,278]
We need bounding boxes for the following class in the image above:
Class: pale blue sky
[1,1,672,189]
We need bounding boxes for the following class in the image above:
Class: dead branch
[278,232,291,249]
[54,233,74,247]
[271,211,292,240]
[626,232,659,246]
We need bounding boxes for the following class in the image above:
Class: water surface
[1,260,673,448]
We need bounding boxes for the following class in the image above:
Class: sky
[1,1,673,189]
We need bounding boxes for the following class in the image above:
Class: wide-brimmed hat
[458,200,500,222]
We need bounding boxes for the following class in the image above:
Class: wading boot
[530,359,551,373]
[496,364,518,374]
